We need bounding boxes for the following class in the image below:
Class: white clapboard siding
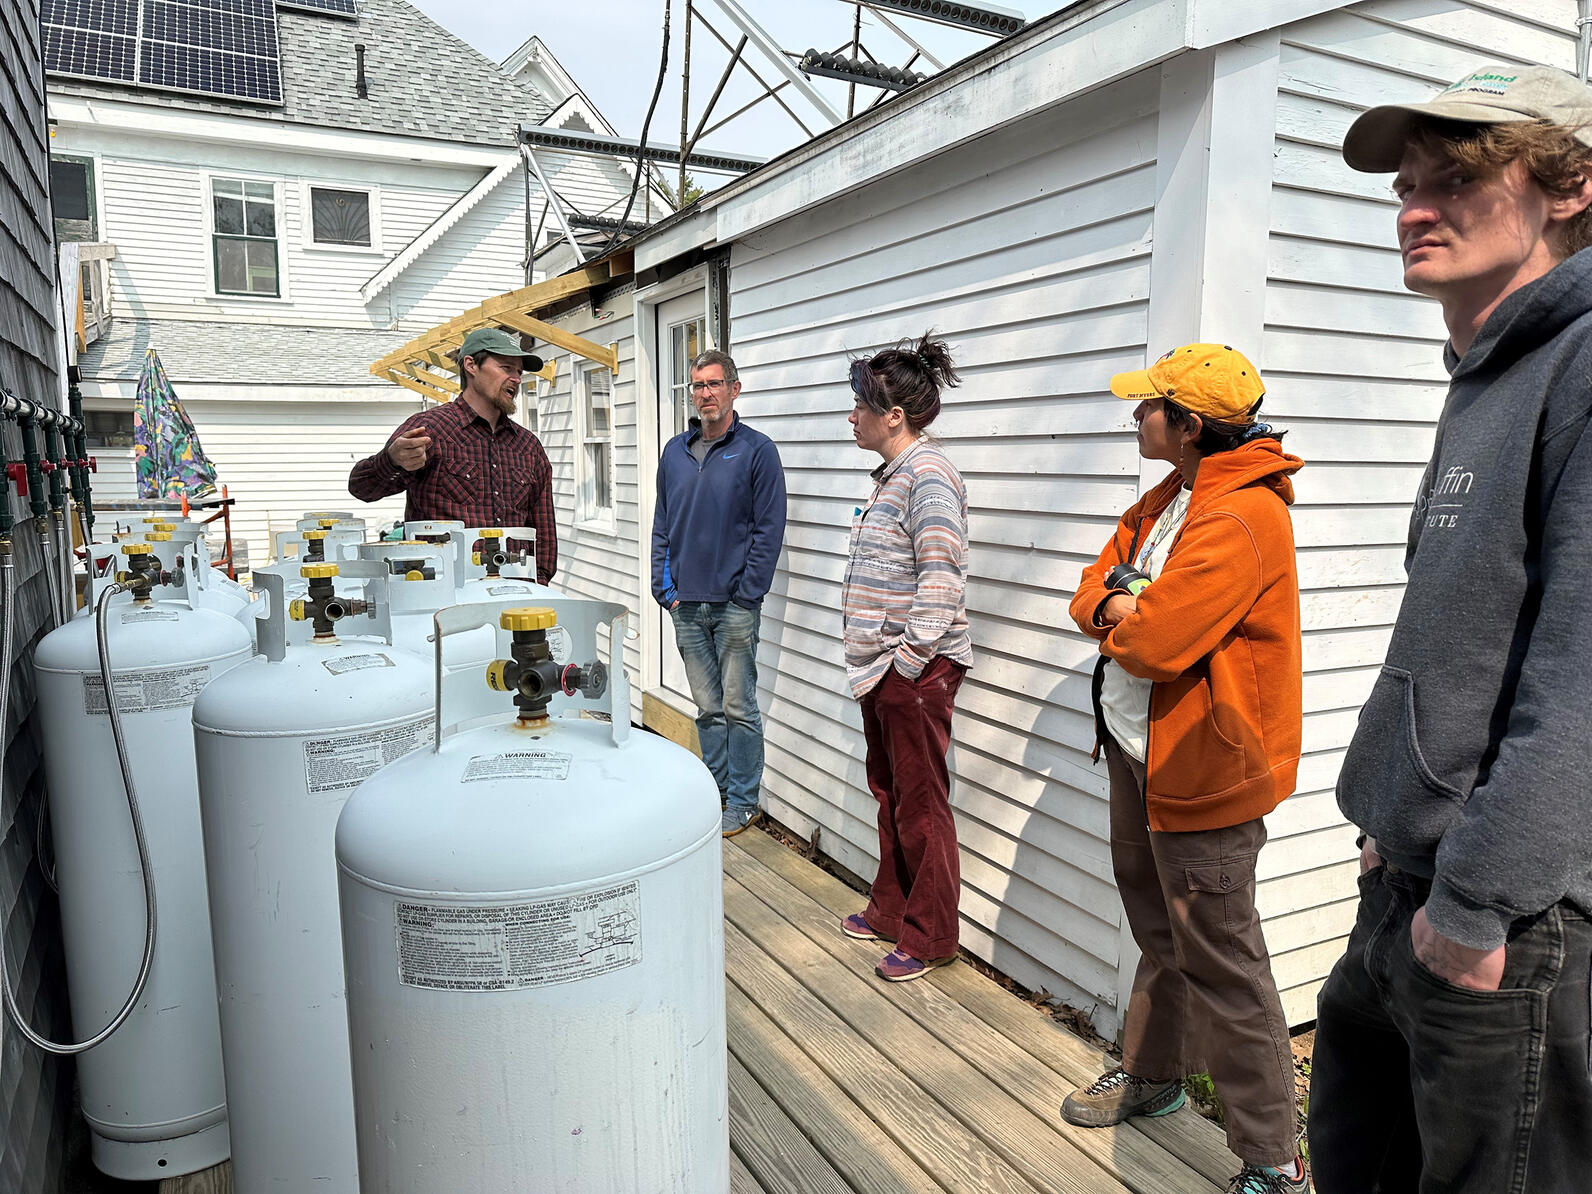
[69,129,493,328]
[534,298,644,717]
[725,72,1160,1031]
[389,165,531,332]
[99,399,412,572]
[1260,0,1578,1024]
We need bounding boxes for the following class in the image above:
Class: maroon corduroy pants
[859,655,965,960]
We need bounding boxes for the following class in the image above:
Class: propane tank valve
[386,556,436,582]
[486,607,564,722]
[471,528,520,577]
[289,564,368,637]
[301,528,329,563]
[115,542,170,599]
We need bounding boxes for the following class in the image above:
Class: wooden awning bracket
[370,259,630,402]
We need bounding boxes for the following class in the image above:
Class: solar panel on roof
[276,0,357,16]
[42,0,285,106]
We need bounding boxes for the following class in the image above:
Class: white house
[49,0,666,568]
[486,0,1580,1034]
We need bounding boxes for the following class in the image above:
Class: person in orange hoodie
[1063,344,1308,1194]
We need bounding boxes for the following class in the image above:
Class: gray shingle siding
[1,2,76,1192]
[49,0,553,147]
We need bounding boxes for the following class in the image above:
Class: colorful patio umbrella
[134,348,217,500]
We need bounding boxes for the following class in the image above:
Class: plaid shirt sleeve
[527,435,557,585]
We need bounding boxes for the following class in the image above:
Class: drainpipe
[1581,0,1592,83]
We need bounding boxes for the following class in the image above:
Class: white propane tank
[352,540,495,672]
[194,571,432,1194]
[33,543,254,1180]
[336,601,728,1193]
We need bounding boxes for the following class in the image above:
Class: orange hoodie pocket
[1153,673,1249,800]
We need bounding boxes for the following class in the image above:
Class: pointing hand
[388,427,431,472]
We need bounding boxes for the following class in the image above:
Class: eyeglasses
[689,379,728,394]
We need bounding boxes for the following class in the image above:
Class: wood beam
[494,312,618,373]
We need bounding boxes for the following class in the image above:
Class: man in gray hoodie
[1309,67,1592,1193]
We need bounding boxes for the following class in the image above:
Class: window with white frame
[577,364,614,527]
[212,178,279,296]
[309,186,373,247]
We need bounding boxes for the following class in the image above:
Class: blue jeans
[669,601,763,814]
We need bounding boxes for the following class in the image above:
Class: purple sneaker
[875,947,955,983]
[841,913,895,942]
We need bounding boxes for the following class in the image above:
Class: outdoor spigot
[486,607,565,723]
[288,564,368,637]
[115,542,170,600]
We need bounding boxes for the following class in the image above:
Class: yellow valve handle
[144,532,172,542]
[403,569,425,582]
[499,606,556,631]
[472,552,483,566]
[477,528,504,539]
[120,542,151,555]
[317,519,338,528]
[303,529,328,541]
[146,522,175,532]
[300,563,339,579]
[289,599,309,622]
[485,660,513,691]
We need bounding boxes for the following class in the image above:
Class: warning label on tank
[547,625,571,664]
[459,751,572,783]
[487,583,535,596]
[395,881,642,991]
[321,653,394,677]
[302,714,434,795]
[119,607,179,624]
[83,665,211,716]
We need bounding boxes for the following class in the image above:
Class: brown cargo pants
[1105,736,1298,1168]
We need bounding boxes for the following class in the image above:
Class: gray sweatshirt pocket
[1337,665,1467,856]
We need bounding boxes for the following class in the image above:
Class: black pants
[1309,865,1592,1193]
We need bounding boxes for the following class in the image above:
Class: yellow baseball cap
[1109,343,1266,422]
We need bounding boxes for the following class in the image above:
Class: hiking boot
[1226,1159,1310,1193]
[721,807,760,838]
[1060,1067,1185,1127]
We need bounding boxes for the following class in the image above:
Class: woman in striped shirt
[838,333,973,983]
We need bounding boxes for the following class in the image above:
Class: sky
[411,0,1029,174]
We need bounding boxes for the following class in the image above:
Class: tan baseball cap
[1344,65,1592,173]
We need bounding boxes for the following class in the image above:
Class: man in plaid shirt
[349,327,558,585]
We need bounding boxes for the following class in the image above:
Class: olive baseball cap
[1110,344,1266,422]
[459,327,544,371]
[1343,65,1592,173]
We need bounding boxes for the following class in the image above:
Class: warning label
[395,881,642,991]
[303,714,434,795]
[322,653,394,677]
[460,750,572,783]
[120,607,179,624]
[83,665,211,716]
[547,625,571,664]
[487,583,536,596]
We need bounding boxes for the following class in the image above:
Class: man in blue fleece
[652,349,786,837]
[1310,67,1592,1193]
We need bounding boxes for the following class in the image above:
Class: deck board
[725,830,1236,1194]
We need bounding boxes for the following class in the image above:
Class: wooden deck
[724,829,1239,1194]
[158,827,1235,1194]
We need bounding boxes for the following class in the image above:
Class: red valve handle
[39,460,56,474]
[5,464,28,496]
